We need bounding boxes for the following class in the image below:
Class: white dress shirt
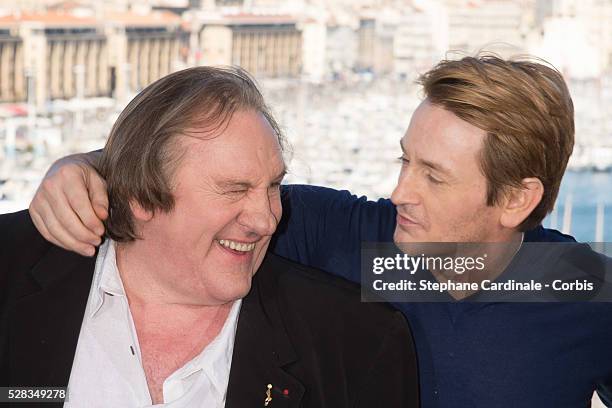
[65,240,242,408]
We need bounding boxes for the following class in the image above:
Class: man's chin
[394,227,423,246]
[395,241,427,256]
[209,282,252,305]
[393,229,455,256]
[394,239,464,259]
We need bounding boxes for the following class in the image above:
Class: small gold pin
[264,383,273,406]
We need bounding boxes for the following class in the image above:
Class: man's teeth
[218,239,256,252]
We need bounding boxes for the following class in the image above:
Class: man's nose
[239,191,279,237]
[391,167,421,207]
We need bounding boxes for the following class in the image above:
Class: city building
[446,0,527,57]
[0,26,26,103]
[325,22,358,77]
[300,18,326,81]
[393,1,448,79]
[0,12,107,106]
[356,17,375,72]
[533,0,612,77]
[106,11,182,100]
[356,12,398,75]
[0,10,182,107]
[193,13,302,78]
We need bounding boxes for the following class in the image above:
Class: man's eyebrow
[399,140,453,177]
[417,158,452,177]
[217,179,252,189]
[217,167,287,189]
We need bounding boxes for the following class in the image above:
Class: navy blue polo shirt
[270,185,612,407]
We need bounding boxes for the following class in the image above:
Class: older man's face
[140,110,285,305]
[391,100,505,250]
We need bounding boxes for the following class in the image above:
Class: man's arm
[29,154,397,283]
[271,185,396,283]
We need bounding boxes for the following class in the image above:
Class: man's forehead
[401,108,487,178]
[179,120,282,155]
[405,102,486,150]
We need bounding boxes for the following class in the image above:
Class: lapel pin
[264,383,273,406]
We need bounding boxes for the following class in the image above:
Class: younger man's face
[391,100,506,250]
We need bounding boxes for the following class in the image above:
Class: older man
[0,67,419,407]
[27,56,612,406]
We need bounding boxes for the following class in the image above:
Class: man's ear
[499,177,544,229]
[130,200,154,222]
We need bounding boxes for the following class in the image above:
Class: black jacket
[0,210,419,407]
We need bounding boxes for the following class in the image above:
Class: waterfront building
[0,26,25,103]
[0,10,181,107]
[356,12,397,75]
[445,0,527,56]
[193,13,302,78]
[393,1,448,79]
[107,11,182,100]
[325,23,358,77]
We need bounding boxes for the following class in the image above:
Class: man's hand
[29,152,108,256]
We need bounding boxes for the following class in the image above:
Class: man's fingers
[34,200,96,257]
[52,189,102,246]
[64,173,107,237]
[48,162,105,239]
[37,172,101,246]
[93,203,108,222]
[88,174,109,223]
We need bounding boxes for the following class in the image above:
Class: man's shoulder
[242,254,419,407]
[525,225,577,242]
[525,225,607,274]
[259,253,409,334]
[0,209,50,263]
[280,184,394,210]
[0,210,54,304]
[523,226,612,302]
[0,209,46,242]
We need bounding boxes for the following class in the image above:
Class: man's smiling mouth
[217,239,256,252]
